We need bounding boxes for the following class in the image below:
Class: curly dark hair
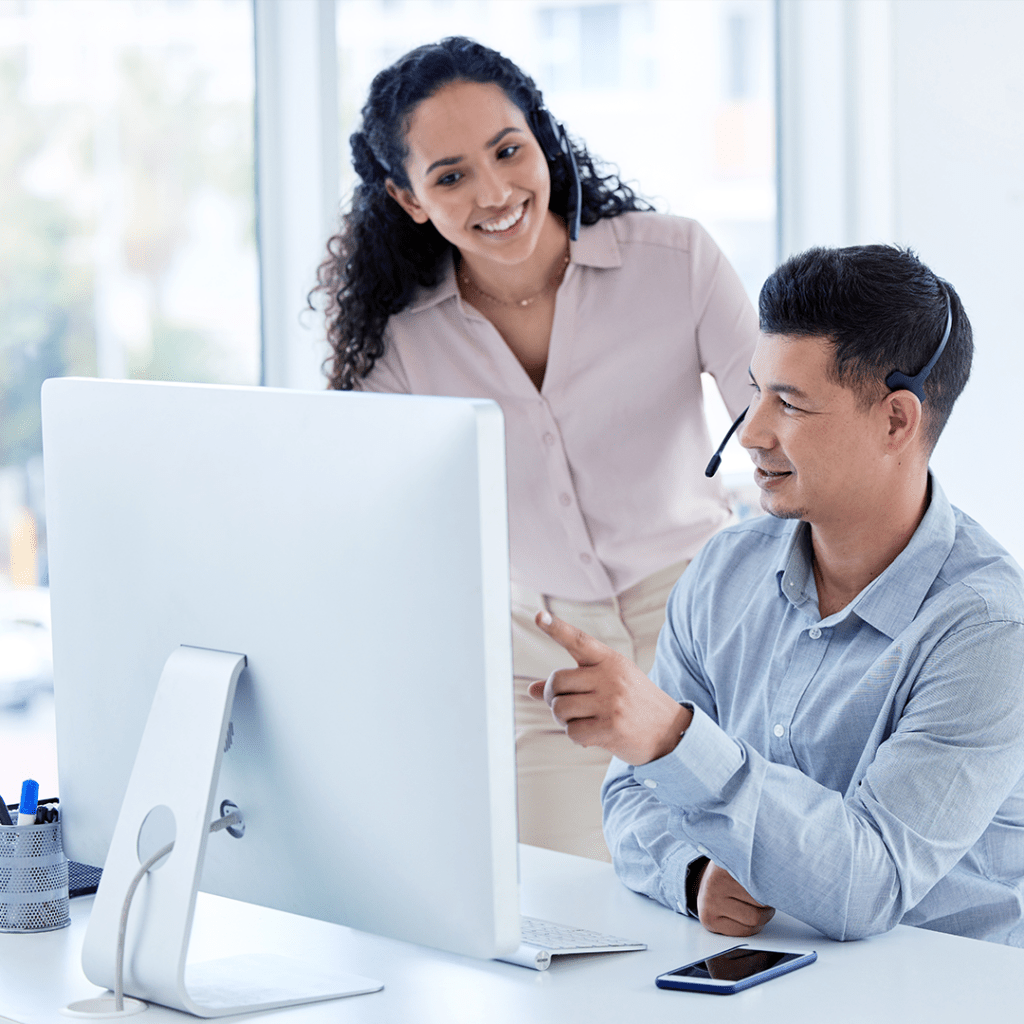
[311,36,652,390]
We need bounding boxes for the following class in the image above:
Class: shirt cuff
[631,703,745,807]
[684,855,710,917]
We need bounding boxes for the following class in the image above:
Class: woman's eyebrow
[485,126,522,148]
[424,154,462,176]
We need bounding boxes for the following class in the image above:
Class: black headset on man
[704,286,954,478]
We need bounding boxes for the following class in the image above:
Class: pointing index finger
[535,609,607,667]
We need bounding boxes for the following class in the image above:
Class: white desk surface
[2,844,1022,1023]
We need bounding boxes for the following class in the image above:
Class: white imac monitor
[41,378,519,1016]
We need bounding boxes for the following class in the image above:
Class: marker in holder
[0,813,70,933]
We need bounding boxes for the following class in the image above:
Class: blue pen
[17,779,39,826]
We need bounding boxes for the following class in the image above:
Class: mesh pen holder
[0,819,70,932]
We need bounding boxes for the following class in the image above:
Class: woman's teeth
[479,204,525,233]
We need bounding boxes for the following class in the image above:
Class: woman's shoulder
[589,211,724,270]
[603,210,719,252]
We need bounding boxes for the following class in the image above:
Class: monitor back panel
[42,378,518,959]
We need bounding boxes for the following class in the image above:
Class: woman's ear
[385,180,430,224]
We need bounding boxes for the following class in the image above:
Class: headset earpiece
[528,107,582,241]
[884,285,953,403]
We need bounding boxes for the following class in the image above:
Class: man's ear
[385,180,430,224]
[882,389,924,456]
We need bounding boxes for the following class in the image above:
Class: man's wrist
[684,855,710,918]
[648,702,694,762]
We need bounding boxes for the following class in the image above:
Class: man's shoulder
[700,514,793,559]
[680,515,793,594]
[940,506,1024,624]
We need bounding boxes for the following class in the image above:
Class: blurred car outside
[0,585,53,711]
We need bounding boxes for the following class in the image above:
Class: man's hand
[526,610,692,766]
[695,861,775,936]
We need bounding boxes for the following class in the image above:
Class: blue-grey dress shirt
[602,477,1024,945]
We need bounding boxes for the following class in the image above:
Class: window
[0,0,257,803]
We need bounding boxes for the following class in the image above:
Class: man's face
[739,333,891,529]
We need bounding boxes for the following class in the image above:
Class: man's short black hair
[758,245,973,450]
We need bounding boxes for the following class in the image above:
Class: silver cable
[113,810,242,1011]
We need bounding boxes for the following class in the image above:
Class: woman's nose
[475,163,513,209]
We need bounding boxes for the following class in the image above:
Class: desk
[1,845,1022,1023]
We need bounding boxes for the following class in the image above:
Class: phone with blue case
[656,944,817,994]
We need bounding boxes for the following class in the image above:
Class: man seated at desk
[529,245,1024,945]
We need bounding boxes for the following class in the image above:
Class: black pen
[0,794,12,827]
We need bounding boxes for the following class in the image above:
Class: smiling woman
[310,36,759,861]
[384,80,572,389]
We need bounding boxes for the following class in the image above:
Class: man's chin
[759,495,807,521]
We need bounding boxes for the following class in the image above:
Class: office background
[1,0,1022,799]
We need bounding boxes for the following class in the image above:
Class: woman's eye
[497,144,519,160]
[437,170,463,186]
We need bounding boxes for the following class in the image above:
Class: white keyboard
[496,916,647,970]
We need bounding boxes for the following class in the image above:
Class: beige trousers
[511,559,688,862]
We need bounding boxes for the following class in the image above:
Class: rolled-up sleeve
[603,494,1024,944]
[606,617,1024,941]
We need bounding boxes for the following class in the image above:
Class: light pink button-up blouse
[358,212,759,601]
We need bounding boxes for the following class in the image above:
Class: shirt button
[643,778,658,789]
[809,627,822,639]
[543,432,556,445]
[580,553,592,565]
[773,724,785,738]
[559,493,572,506]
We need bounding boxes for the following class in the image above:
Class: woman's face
[386,80,556,269]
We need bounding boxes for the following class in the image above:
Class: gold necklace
[458,247,571,309]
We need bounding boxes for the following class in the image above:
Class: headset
[705,285,953,478]
[529,108,582,241]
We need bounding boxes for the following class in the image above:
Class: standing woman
[312,37,757,861]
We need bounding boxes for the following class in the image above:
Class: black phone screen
[665,948,803,983]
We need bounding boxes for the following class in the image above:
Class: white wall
[891,0,1024,560]
[779,0,1024,562]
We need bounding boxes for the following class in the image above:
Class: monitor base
[79,646,382,1018]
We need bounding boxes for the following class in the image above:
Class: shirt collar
[569,216,622,269]
[401,217,623,315]
[775,475,957,637]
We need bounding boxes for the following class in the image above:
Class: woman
[312,37,757,861]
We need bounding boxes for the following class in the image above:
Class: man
[529,245,1024,945]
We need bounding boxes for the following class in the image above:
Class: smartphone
[655,944,817,994]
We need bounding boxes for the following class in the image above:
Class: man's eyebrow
[748,368,811,399]
[422,128,523,177]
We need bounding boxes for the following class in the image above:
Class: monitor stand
[73,645,382,1018]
